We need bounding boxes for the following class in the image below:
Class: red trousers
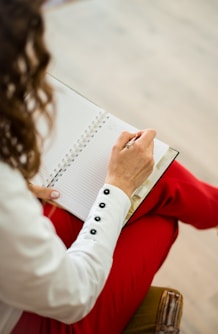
[12,161,218,333]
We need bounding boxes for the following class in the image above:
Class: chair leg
[123,286,183,334]
[155,289,183,334]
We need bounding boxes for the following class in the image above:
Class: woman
[0,1,218,333]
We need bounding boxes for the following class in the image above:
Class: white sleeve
[0,163,130,324]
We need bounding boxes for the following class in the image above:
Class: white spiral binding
[47,113,109,187]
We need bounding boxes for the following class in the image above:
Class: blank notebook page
[52,114,169,221]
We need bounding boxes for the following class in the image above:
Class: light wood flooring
[45,1,218,333]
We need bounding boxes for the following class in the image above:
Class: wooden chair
[123,286,183,334]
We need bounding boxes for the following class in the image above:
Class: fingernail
[50,191,60,199]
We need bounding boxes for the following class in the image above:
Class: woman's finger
[28,183,60,201]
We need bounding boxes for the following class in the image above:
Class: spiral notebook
[33,75,179,223]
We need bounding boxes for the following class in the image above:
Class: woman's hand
[28,183,60,201]
[105,129,156,197]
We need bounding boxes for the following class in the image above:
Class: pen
[125,135,138,149]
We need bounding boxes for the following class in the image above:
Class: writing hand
[105,129,156,197]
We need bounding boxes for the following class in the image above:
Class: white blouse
[0,162,130,334]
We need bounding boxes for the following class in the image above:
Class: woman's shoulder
[0,160,24,178]
[0,161,26,192]
[0,161,54,237]
[0,161,43,222]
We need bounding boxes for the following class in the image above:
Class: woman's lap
[72,215,178,334]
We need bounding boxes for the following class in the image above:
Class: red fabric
[11,161,218,334]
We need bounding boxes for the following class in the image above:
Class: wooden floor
[45,1,218,333]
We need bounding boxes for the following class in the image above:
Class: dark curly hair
[0,0,54,179]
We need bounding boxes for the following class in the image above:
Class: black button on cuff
[90,229,97,235]
[99,202,106,208]
[103,188,110,195]
[94,216,101,222]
